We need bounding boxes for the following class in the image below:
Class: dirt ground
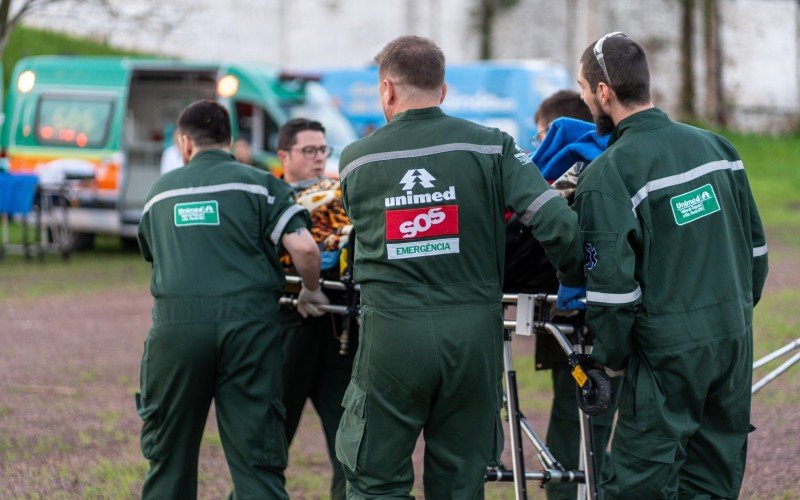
[1,253,798,498]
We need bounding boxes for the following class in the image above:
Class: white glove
[297,283,329,318]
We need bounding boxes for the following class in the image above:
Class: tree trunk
[679,0,695,119]
[478,0,494,60]
[0,0,12,56]
[704,0,726,126]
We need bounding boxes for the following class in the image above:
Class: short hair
[580,34,650,106]
[277,118,326,151]
[534,90,592,125]
[177,100,231,147]
[374,35,445,90]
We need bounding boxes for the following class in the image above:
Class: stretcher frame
[0,180,76,261]
[279,275,604,500]
[752,337,800,394]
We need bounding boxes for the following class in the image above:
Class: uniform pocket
[135,392,161,460]
[602,423,678,499]
[264,398,289,469]
[335,382,368,472]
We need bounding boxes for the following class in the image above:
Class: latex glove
[297,283,330,318]
[556,283,586,311]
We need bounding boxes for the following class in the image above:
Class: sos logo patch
[385,205,459,240]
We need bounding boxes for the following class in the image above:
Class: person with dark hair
[276,117,352,500]
[532,89,592,148]
[334,35,585,498]
[135,99,328,498]
[573,33,768,498]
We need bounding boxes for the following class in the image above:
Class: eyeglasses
[593,31,627,84]
[529,124,550,149]
[291,145,333,159]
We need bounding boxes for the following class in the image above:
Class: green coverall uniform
[573,108,768,499]
[335,107,585,499]
[281,182,354,500]
[136,149,309,499]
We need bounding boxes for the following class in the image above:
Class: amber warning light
[217,75,239,98]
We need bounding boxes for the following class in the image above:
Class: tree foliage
[0,0,192,56]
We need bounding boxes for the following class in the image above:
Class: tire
[576,368,612,416]
[69,232,95,252]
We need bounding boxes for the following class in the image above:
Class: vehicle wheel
[69,232,95,252]
[121,236,141,252]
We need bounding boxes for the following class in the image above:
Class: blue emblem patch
[585,243,598,270]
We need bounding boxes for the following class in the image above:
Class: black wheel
[69,232,95,252]
[121,236,141,252]
[576,368,612,416]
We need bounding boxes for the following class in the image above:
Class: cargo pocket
[136,338,161,460]
[603,423,678,499]
[135,392,161,460]
[581,231,618,286]
[264,398,289,469]
[335,382,367,473]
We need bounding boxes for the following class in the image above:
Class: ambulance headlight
[17,71,35,93]
[217,75,239,98]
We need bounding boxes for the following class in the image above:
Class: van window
[35,96,114,148]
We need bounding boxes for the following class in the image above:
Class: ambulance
[319,60,572,147]
[1,56,357,249]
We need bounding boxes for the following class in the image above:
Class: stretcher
[0,171,82,261]
[280,270,611,500]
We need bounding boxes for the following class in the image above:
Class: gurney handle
[279,296,350,316]
[285,274,359,292]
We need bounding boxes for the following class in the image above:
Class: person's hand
[556,283,586,311]
[297,283,329,318]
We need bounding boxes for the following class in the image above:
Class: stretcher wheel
[575,368,612,416]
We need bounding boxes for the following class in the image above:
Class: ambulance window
[35,96,114,148]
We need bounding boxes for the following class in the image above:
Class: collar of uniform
[609,107,670,146]
[188,148,236,166]
[392,106,445,121]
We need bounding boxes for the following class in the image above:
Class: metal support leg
[503,330,528,500]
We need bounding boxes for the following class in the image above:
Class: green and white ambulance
[2,56,356,249]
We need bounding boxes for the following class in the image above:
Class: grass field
[1,132,799,498]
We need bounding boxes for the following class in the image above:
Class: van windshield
[283,82,358,150]
[36,96,114,148]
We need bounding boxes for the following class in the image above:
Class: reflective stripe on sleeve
[340,143,503,181]
[586,286,642,305]
[270,204,307,245]
[753,244,768,257]
[143,182,275,215]
[630,160,744,213]
[519,189,558,225]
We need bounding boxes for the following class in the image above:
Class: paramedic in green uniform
[335,36,586,499]
[573,33,768,498]
[277,118,353,500]
[136,100,329,499]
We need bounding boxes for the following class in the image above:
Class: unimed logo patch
[670,184,720,226]
[385,205,459,240]
[174,200,220,226]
